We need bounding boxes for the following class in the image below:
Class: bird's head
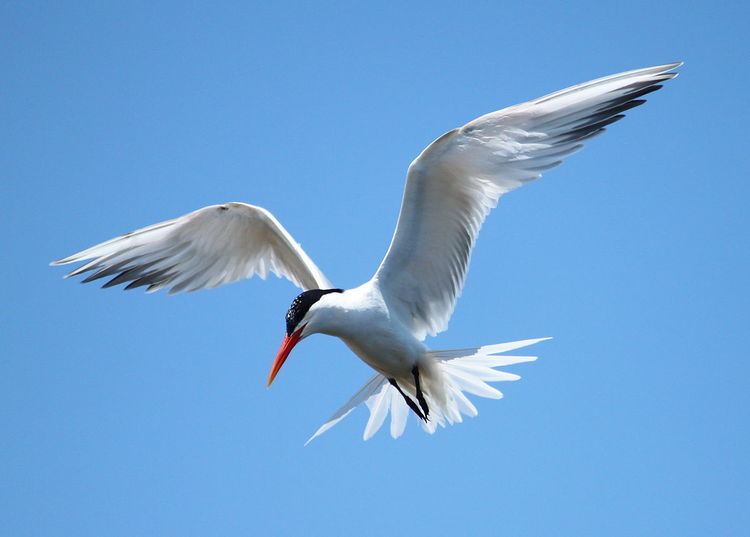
[267,288,344,386]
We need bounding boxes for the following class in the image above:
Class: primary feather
[375,62,681,340]
[51,202,331,293]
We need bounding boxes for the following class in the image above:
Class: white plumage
[52,202,330,293]
[376,63,680,340]
[306,337,549,445]
[52,63,680,442]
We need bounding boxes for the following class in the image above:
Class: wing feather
[52,202,331,293]
[375,63,680,339]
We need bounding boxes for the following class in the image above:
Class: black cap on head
[285,288,343,335]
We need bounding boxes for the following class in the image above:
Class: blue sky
[3,2,748,536]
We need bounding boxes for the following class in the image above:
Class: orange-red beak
[267,326,304,387]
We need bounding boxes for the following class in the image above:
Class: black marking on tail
[389,378,427,422]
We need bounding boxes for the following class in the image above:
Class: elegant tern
[52,62,681,442]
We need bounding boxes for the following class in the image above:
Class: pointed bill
[267,327,304,387]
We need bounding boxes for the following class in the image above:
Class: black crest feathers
[285,289,343,335]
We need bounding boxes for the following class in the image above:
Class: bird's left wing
[52,202,331,293]
[374,63,680,340]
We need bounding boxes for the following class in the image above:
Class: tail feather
[363,384,392,440]
[304,337,550,445]
[304,373,386,446]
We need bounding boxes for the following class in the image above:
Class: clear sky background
[3,2,748,536]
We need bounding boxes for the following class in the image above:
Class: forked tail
[305,337,550,445]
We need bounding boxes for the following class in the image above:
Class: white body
[52,63,680,442]
[309,282,426,377]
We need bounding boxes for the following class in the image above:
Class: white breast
[310,282,427,377]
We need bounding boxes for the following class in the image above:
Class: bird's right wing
[374,63,681,340]
[52,202,331,293]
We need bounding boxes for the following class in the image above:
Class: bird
[52,62,681,443]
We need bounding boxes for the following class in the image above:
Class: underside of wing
[52,202,331,293]
[375,63,681,340]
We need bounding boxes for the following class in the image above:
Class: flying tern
[52,62,681,442]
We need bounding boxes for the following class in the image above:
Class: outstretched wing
[52,202,331,293]
[375,62,680,340]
